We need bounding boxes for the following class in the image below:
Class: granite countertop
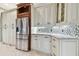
[32,32,78,39]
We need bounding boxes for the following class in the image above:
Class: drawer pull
[44,37,49,38]
[53,45,56,48]
[50,41,52,43]
[53,39,56,41]
[53,53,56,56]
[35,36,38,37]
[35,39,37,40]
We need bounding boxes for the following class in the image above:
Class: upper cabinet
[32,3,79,26]
[57,3,79,25]
[64,3,78,24]
[46,4,57,26]
[31,3,57,27]
[17,3,31,18]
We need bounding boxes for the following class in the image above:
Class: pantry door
[0,13,2,41]
[2,13,8,44]
[2,10,16,45]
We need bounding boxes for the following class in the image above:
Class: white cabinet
[31,3,57,27]
[35,7,46,26]
[31,35,51,54]
[31,6,35,27]
[51,37,79,56]
[77,4,79,23]
[46,4,57,26]
[31,35,40,50]
[60,40,78,56]
[64,3,78,24]
[2,10,16,45]
[39,35,51,54]
[2,13,8,44]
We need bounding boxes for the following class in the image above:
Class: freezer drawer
[16,39,28,51]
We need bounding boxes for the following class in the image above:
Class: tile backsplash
[52,24,79,36]
[32,24,79,37]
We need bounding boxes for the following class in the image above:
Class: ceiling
[0,3,17,10]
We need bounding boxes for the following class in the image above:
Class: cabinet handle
[53,39,56,41]
[47,22,50,24]
[37,23,40,25]
[35,39,37,40]
[12,24,14,29]
[53,53,56,56]
[53,45,56,48]
[44,36,49,38]
[35,36,38,37]
[50,41,52,43]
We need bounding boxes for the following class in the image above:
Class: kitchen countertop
[32,32,78,39]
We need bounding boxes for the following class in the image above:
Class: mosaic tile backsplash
[32,24,79,37]
[52,24,79,37]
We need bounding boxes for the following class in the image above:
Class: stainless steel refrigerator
[16,17,30,51]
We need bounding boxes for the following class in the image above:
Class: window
[56,3,65,23]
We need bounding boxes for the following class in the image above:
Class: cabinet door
[8,11,16,45]
[65,4,78,24]
[2,11,16,45]
[7,13,12,45]
[32,8,38,26]
[39,35,51,54]
[31,35,36,50]
[77,4,79,23]
[2,13,8,44]
[34,7,46,26]
[50,4,57,26]
[60,39,78,56]
[31,35,39,50]
[10,11,16,45]
[31,6,35,27]
[7,11,16,46]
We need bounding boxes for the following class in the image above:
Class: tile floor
[0,42,48,56]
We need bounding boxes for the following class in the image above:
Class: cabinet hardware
[53,45,56,48]
[35,36,38,37]
[53,39,56,41]
[50,29,52,32]
[35,39,37,40]
[53,53,56,56]
[44,37,49,38]
[12,24,14,29]
[50,41,52,43]
[37,23,40,25]
[47,22,50,24]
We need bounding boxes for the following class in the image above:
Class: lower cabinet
[51,37,79,56]
[31,35,40,50]
[39,35,51,54]
[31,35,51,55]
